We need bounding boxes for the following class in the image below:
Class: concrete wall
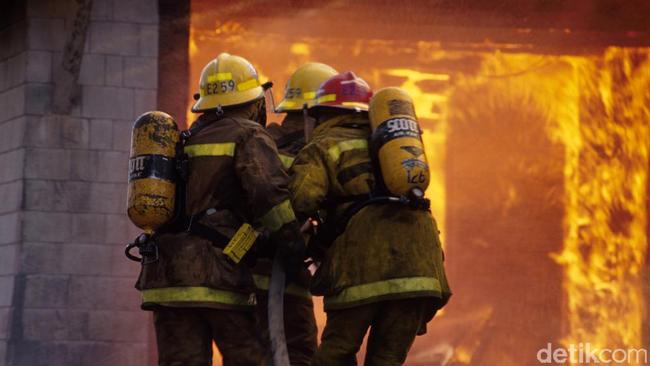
[0,3,28,363]
[0,0,159,365]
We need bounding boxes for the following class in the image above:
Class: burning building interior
[0,0,648,365]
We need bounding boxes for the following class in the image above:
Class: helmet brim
[192,86,265,113]
[275,98,315,113]
[308,102,369,114]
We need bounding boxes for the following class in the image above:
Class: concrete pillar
[0,0,160,365]
[158,0,189,128]
[0,3,28,365]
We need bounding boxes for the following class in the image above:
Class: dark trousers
[154,307,267,366]
[256,292,318,366]
[311,298,435,366]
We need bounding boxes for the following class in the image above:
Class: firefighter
[254,62,338,365]
[289,72,452,366]
[135,53,304,366]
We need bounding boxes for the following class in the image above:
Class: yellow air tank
[369,87,430,196]
[127,111,180,233]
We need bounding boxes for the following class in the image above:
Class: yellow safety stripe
[207,73,233,82]
[141,287,255,306]
[327,139,368,162]
[253,275,311,299]
[302,91,317,100]
[278,100,301,108]
[278,91,317,110]
[317,93,337,104]
[237,78,261,92]
[341,101,369,110]
[279,154,295,169]
[324,277,441,308]
[185,142,236,157]
[260,199,296,232]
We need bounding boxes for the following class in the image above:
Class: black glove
[279,239,306,280]
[272,222,306,284]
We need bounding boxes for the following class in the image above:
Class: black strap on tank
[336,162,373,187]
[180,108,224,143]
[185,215,231,248]
[338,122,366,129]
[157,208,232,248]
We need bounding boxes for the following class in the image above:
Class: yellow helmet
[192,53,264,112]
[275,62,338,112]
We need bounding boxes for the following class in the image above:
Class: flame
[548,48,650,363]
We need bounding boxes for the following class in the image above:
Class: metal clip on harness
[125,233,159,264]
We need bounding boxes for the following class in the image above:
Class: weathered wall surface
[0,3,28,364]
[0,0,159,365]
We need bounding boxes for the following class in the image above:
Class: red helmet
[311,71,373,112]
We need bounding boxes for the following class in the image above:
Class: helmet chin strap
[303,104,315,143]
[257,98,267,127]
[243,98,267,127]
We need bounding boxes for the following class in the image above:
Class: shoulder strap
[180,110,225,144]
[338,122,367,129]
